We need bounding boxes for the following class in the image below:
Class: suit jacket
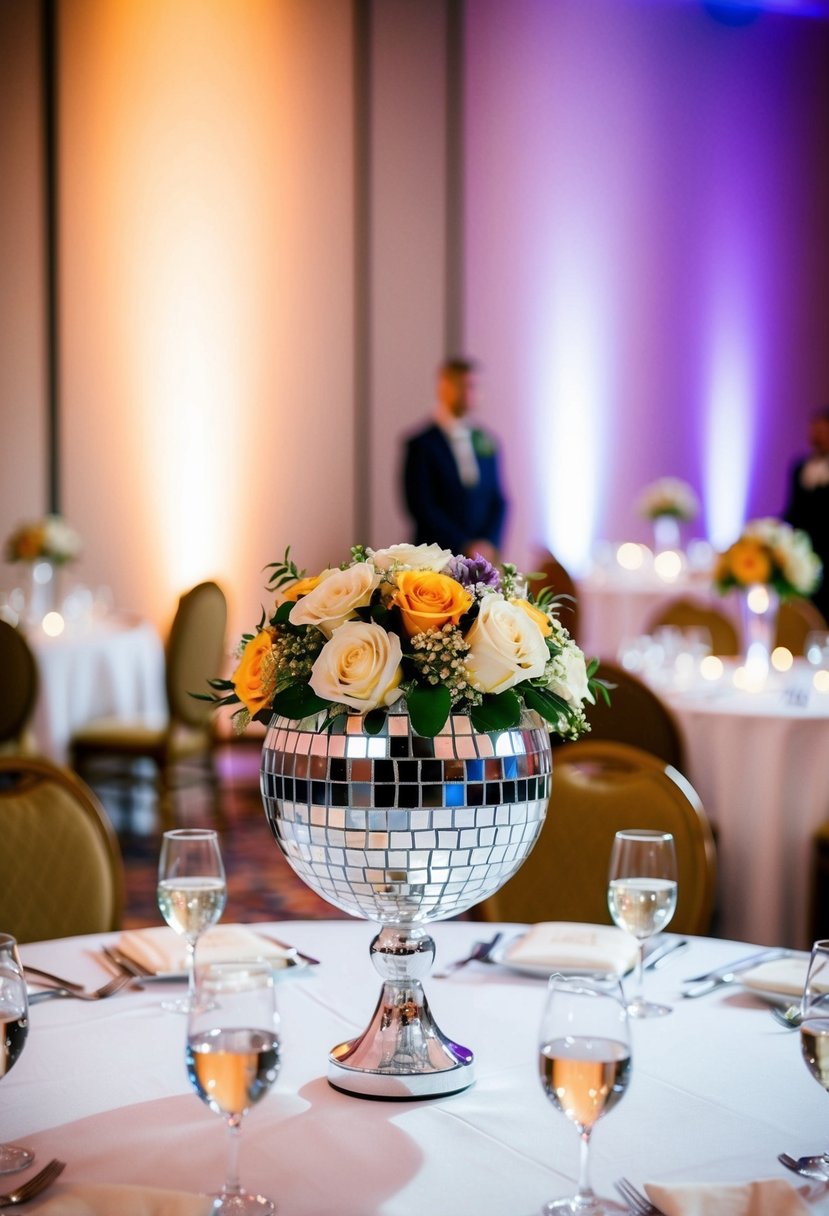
[784,456,829,618]
[403,423,507,554]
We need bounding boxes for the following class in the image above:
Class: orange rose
[280,574,322,603]
[392,570,472,637]
[728,540,772,586]
[231,629,277,717]
[510,598,552,637]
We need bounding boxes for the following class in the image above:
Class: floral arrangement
[207,542,605,740]
[4,514,82,565]
[637,477,700,522]
[713,517,822,599]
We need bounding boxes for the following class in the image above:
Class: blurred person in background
[402,357,507,565]
[784,405,829,620]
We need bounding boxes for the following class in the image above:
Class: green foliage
[407,684,452,737]
[470,689,521,733]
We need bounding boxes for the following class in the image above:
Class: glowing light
[746,584,771,613]
[700,655,724,681]
[771,646,793,672]
[617,542,644,571]
[814,670,829,694]
[653,550,682,582]
[42,612,65,637]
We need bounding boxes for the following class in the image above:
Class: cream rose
[368,543,453,573]
[308,620,403,712]
[288,562,378,637]
[546,643,593,708]
[464,596,549,694]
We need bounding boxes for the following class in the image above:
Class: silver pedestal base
[325,926,475,1100]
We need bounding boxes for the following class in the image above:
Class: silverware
[643,937,688,970]
[433,933,503,978]
[0,1158,65,1207]
[778,1151,829,1181]
[22,965,85,992]
[28,973,132,1004]
[681,948,791,998]
[101,946,151,981]
[258,934,320,967]
[614,1176,667,1215]
[770,1003,802,1029]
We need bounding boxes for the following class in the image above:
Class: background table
[28,614,166,764]
[7,920,829,1215]
[646,661,829,950]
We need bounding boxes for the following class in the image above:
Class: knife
[681,947,791,998]
[643,937,689,970]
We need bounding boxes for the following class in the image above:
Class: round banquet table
[644,660,829,951]
[27,614,167,765]
[7,920,829,1215]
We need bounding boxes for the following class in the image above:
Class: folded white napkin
[116,924,295,974]
[645,1178,811,1216]
[503,922,639,975]
[33,1183,211,1215]
[739,957,816,999]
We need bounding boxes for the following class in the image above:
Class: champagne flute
[538,974,631,1214]
[157,827,227,1014]
[187,961,281,1215]
[607,829,677,1018]
[800,940,829,1107]
[0,934,34,1174]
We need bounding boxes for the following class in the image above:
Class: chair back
[775,597,827,655]
[533,549,579,641]
[647,596,738,656]
[0,620,38,746]
[581,662,685,771]
[477,739,717,935]
[0,757,123,941]
[165,581,227,729]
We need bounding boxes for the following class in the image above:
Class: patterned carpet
[117,741,350,929]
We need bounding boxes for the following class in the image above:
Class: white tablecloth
[646,661,829,950]
[28,615,167,764]
[7,921,829,1215]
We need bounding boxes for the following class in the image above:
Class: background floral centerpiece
[4,514,82,565]
[209,542,604,739]
[713,517,822,600]
[636,477,700,523]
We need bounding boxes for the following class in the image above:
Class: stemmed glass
[157,828,227,1013]
[0,934,34,1174]
[538,974,632,1214]
[799,940,829,1102]
[187,961,281,1215]
[607,829,678,1018]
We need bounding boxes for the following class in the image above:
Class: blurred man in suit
[784,405,829,620]
[403,357,507,564]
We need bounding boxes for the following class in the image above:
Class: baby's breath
[272,628,324,689]
[410,623,483,708]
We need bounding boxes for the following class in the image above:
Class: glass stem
[186,937,197,1007]
[224,1117,243,1197]
[575,1128,594,1201]
[634,939,646,999]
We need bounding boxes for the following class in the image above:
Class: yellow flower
[510,598,551,637]
[392,570,473,637]
[281,575,322,603]
[232,629,277,717]
[727,539,772,586]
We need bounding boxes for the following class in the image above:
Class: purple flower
[444,554,501,590]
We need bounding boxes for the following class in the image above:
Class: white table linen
[28,615,166,764]
[646,661,829,949]
[8,921,829,1216]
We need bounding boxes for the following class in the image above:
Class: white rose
[780,544,820,594]
[309,620,403,712]
[547,643,594,708]
[465,596,549,694]
[368,543,453,573]
[289,563,378,637]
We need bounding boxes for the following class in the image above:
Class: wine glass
[0,934,34,1174]
[187,961,281,1215]
[800,940,829,1105]
[157,827,227,1013]
[538,974,631,1214]
[607,829,678,1018]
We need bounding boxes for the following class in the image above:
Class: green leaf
[274,600,294,625]
[523,685,574,728]
[407,685,451,737]
[271,682,329,720]
[470,689,521,733]
[363,707,388,735]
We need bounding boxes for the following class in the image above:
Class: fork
[778,1151,829,1181]
[614,1177,666,1215]
[28,973,133,1004]
[433,933,503,978]
[23,965,85,992]
[0,1158,65,1207]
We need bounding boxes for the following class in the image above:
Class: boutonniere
[471,430,495,458]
